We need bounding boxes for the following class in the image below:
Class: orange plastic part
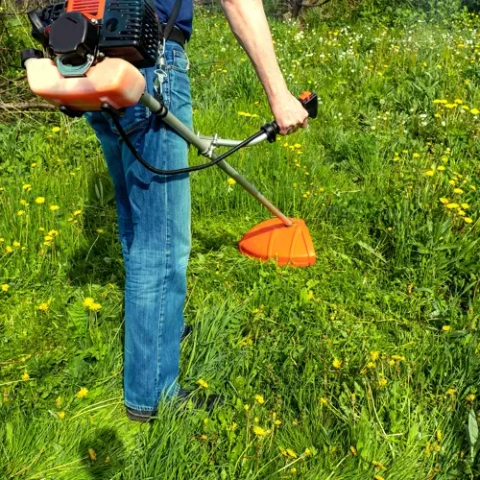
[238,218,316,267]
[66,0,106,21]
[25,57,146,111]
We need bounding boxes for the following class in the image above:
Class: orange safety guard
[66,0,106,21]
[25,57,146,111]
[238,218,316,267]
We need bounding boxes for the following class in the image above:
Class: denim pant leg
[86,41,192,412]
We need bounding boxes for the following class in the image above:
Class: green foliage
[1,4,480,480]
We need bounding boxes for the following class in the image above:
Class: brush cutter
[21,0,317,267]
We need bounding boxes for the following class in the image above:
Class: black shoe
[181,325,193,341]
[125,387,221,422]
[126,407,157,423]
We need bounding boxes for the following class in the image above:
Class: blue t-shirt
[155,0,193,41]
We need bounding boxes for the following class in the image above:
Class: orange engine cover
[66,0,106,20]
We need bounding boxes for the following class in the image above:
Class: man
[86,0,308,422]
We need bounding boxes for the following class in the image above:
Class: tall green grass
[1,5,480,479]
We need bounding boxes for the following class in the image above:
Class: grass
[1,4,480,479]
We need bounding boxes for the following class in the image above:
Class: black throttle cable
[108,112,266,176]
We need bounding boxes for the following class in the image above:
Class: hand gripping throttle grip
[261,92,318,143]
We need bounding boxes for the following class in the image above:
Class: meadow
[1,3,480,479]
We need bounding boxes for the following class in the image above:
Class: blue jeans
[85,41,192,413]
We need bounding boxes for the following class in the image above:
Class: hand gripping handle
[261,92,318,143]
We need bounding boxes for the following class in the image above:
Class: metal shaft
[140,93,293,227]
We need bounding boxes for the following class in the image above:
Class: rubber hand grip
[262,91,318,142]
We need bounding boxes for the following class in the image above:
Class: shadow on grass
[79,427,126,479]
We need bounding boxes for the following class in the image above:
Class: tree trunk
[291,0,304,17]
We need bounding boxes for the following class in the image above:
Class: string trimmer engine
[23,0,159,76]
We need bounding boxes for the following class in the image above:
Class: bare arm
[221,0,308,135]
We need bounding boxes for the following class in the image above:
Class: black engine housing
[28,0,159,68]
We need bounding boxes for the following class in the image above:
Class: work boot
[125,388,221,422]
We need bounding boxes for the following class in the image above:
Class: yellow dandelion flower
[433,99,448,104]
[1,284,9,292]
[253,426,269,437]
[255,394,265,404]
[455,99,463,104]
[436,430,443,442]
[73,210,82,216]
[470,108,480,115]
[446,388,457,396]
[51,126,61,133]
[294,143,302,149]
[453,188,464,194]
[319,397,328,405]
[35,197,45,205]
[461,203,470,209]
[437,166,446,171]
[446,203,459,209]
[56,396,62,408]
[440,197,449,204]
[412,153,421,158]
[372,460,387,470]
[305,447,313,456]
[442,325,451,331]
[89,302,102,312]
[389,359,395,366]
[332,359,342,369]
[22,371,29,381]
[22,184,31,190]
[88,448,97,461]
[82,297,95,308]
[441,156,449,162]
[274,419,282,426]
[49,205,60,211]
[286,449,298,458]
[464,217,473,224]
[38,302,49,312]
[378,378,388,387]
[470,185,477,191]
[467,393,476,402]
[458,210,466,216]
[96,229,104,234]
[391,355,405,361]
[227,178,236,185]
[13,241,20,248]
[290,467,297,474]
[5,246,13,254]
[374,476,385,480]
[76,387,88,399]
[370,351,380,361]
[17,210,25,216]
[57,411,66,419]
[425,170,435,176]
[197,378,209,389]
[445,103,457,109]
[350,445,357,456]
